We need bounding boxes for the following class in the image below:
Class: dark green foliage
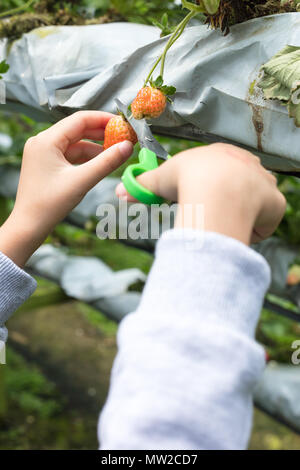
[276,175,300,246]
[110,0,182,24]
[0,0,26,12]
[5,348,62,419]
[258,307,300,363]
[0,0,185,28]
[0,113,49,166]
[0,60,9,79]
[0,346,99,449]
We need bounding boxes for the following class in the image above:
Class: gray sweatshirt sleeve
[98,229,270,450]
[0,252,37,341]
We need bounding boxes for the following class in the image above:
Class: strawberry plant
[129,1,221,120]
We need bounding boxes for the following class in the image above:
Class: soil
[207,0,297,34]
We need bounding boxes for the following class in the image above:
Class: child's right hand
[116,143,286,245]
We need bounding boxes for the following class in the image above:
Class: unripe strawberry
[131,86,167,120]
[103,115,138,150]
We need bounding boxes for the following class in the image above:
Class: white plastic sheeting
[0,22,159,121]
[0,132,12,150]
[255,237,299,297]
[2,14,300,170]
[26,244,144,322]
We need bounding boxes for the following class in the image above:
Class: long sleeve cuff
[0,251,37,341]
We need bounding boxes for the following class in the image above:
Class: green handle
[122,148,165,205]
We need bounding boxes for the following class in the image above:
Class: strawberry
[131,87,167,120]
[103,114,138,150]
[131,76,176,120]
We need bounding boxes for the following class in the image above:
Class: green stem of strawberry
[144,56,163,88]
[144,9,197,87]
[159,10,196,78]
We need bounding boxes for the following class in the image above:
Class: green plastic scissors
[116,99,171,205]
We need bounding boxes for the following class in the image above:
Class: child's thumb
[76,141,133,191]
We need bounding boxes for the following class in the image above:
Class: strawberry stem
[144,9,197,86]
[144,56,163,87]
[160,10,196,78]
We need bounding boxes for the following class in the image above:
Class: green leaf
[161,85,176,95]
[0,60,9,75]
[161,12,168,27]
[182,0,205,13]
[151,18,163,29]
[154,75,164,88]
[203,0,220,15]
[182,0,220,14]
[258,45,300,127]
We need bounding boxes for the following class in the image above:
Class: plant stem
[144,9,197,86]
[144,55,163,87]
[160,10,196,78]
[0,0,36,19]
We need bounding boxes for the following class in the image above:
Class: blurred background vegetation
[0,0,300,450]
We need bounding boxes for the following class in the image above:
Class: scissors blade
[115,99,169,161]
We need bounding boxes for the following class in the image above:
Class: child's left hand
[0,111,133,267]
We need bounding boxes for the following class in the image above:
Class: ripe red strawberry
[131,87,167,120]
[131,76,176,120]
[103,115,138,150]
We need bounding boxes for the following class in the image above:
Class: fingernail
[118,140,133,158]
[116,182,128,198]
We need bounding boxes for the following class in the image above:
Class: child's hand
[116,143,286,245]
[0,111,133,267]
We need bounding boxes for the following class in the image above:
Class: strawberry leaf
[154,75,164,88]
[151,14,173,37]
[182,0,205,13]
[151,18,163,29]
[161,85,176,96]
[161,13,168,28]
